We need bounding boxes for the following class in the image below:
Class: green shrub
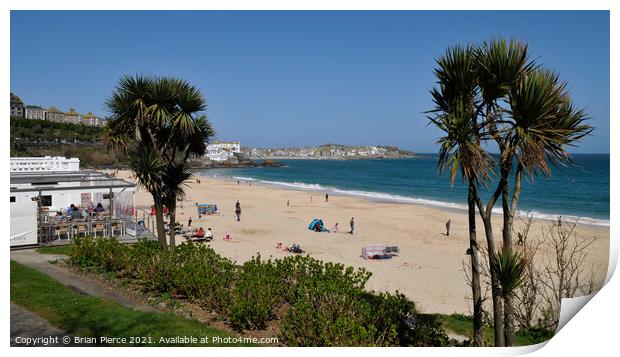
[68,236,97,268]
[169,243,236,313]
[94,237,130,272]
[67,241,449,346]
[229,255,283,330]
[69,236,129,272]
[131,243,236,313]
[277,256,379,346]
[279,284,378,346]
[274,255,371,301]
[127,239,162,278]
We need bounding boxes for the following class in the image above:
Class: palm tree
[429,45,489,346]
[429,38,591,346]
[104,75,214,248]
[497,68,591,345]
[471,38,536,346]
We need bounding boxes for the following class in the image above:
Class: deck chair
[56,226,70,240]
[93,223,106,237]
[110,222,122,236]
[76,224,88,237]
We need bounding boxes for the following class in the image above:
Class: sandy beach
[112,170,610,315]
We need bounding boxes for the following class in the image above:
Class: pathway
[10,249,156,312]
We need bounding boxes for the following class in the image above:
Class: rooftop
[10,170,135,193]
[46,106,63,114]
[65,108,80,116]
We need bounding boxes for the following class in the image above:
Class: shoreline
[198,173,610,228]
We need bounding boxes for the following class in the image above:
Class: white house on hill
[205,141,241,161]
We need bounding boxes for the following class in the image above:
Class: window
[40,195,52,207]
[10,196,15,203]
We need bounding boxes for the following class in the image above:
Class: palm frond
[507,69,592,175]
[428,45,491,186]
[127,145,164,195]
[491,248,528,298]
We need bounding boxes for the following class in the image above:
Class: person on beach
[349,217,355,235]
[445,219,451,236]
[310,196,313,202]
[237,180,240,186]
[325,193,329,202]
[287,200,290,207]
[235,200,241,221]
[332,223,339,233]
[188,217,192,227]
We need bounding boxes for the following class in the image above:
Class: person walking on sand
[332,222,339,233]
[235,200,241,222]
[287,200,290,207]
[188,217,192,227]
[325,193,329,202]
[349,217,355,235]
[445,219,451,236]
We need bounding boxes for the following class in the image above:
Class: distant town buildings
[81,112,102,126]
[9,92,106,127]
[205,141,241,162]
[64,108,80,124]
[45,107,65,123]
[24,105,46,120]
[10,93,24,117]
[10,156,80,173]
[244,144,414,159]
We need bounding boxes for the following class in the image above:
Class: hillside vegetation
[11,117,104,143]
[10,117,124,168]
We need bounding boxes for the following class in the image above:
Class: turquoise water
[194,154,609,226]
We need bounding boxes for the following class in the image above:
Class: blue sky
[10,11,610,153]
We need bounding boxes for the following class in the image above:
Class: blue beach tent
[308,218,328,232]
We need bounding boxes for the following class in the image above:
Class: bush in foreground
[67,237,448,346]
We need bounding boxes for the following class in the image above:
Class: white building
[24,105,47,120]
[205,141,241,162]
[10,171,136,247]
[10,156,80,173]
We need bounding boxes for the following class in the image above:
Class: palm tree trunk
[501,163,522,346]
[501,162,513,250]
[504,297,516,346]
[482,214,505,347]
[153,198,167,249]
[474,187,505,347]
[468,182,483,346]
[168,199,176,248]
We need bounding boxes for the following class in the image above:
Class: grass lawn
[36,245,74,255]
[436,313,553,346]
[10,260,256,346]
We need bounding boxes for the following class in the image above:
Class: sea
[193,154,610,227]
